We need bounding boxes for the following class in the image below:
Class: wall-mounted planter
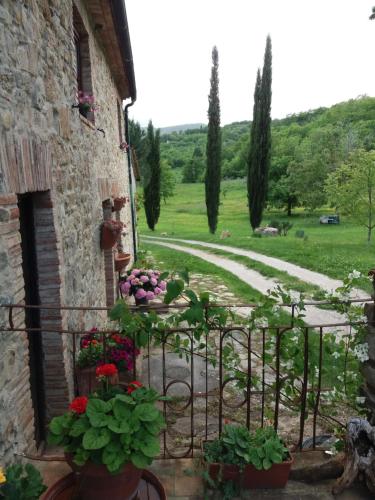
[114,252,131,272]
[112,196,127,212]
[100,220,123,250]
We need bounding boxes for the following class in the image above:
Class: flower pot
[114,252,131,272]
[76,366,100,395]
[76,366,119,396]
[241,456,293,489]
[135,296,148,306]
[112,197,127,212]
[65,456,143,500]
[208,463,241,484]
[42,470,166,500]
[100,223,121,250]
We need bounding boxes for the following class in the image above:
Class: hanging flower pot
[114,252,131,272]
[112,196,127,212]
[100,220,124,250]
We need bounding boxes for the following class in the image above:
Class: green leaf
[134,403,159,422]
[164,279,184,304]
[184,289,198,304]
[49,415,66,435]
[69,416,90,437]
[73,448,90,466]
[109,300,127,321]
[140,437,160,458]
[178,268,190,284]
[112,400,132,421]
[107,416,130,434]
[262,457,272,470]
[131,452,151,469]
[86,399,112,427]
[83,427,111,450]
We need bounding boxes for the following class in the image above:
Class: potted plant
[119,141,129,152]
[112,196,127,212]
[48,367,165,500]
[119,269,167,306]
[76,329,140,395]
[0,463,47,499]
[100,220,124,250]
[72,91,99,118]
[203,425,292,493]
[114,252,131,272]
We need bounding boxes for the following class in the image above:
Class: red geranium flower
[69,396,88,414]
[111,334,122,344]
[96,363,118,377]
[127,380,143,394]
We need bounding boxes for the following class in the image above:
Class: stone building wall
[0,0,135,462]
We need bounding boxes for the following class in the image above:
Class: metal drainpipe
[124,99,137,262]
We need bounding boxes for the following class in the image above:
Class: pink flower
[146,291,155,300]
[120,281,131,294]
[140,275,149,283]
[159,281,166,291]
[128,274,135,281]
[135,288,147,299]
[154,287,162,295]
[132,269,141,276]
[150,278,157,286]
[131,278,140,286]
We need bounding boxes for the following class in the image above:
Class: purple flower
[154,287,162,295]
[132,269,141,276]
[135,288,147,299]
[159,280,166,291]
[150,277,157,286]
[140,275,149,283]
[146,291,155,300]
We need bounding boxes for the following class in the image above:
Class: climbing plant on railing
[109,269,369,425]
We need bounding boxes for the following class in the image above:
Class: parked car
[319,215,340,224]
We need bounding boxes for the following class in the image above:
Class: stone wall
[0,0,135,462]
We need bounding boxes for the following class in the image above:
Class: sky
[126,0,375,128]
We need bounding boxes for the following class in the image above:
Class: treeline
[160,96,375,213]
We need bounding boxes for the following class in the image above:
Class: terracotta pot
[241,456,293,489]
[114,252,131,272]
[100,223,121,250]
[65,455,142,500]
[206,455,293,490]
[112,197,127,212]
[76,366,119,396]
[76,366,99,395]
[208,463,241,483]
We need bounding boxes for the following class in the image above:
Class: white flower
[348,270,362,280]
[353,343,369,363]
[332,351,341,359]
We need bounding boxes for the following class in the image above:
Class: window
[73,5,94,122]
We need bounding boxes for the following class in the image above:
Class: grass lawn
[138,179,373,293]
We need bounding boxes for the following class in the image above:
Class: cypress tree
[205,46,222,234]
[247,36,272,230]
[143,121,161,230]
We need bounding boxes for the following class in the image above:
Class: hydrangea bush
[119,269,167,302]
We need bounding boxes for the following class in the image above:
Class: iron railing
[0,297,372,458]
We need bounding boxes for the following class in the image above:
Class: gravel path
[143,235,364,297]
[144,237,352,329]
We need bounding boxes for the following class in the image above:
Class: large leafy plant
[0,463,46,500]
[48,373,165,473]
[204,425,289,471]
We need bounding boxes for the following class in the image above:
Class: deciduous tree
[325,149,375,242]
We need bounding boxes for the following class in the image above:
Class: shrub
[295,229,305,238]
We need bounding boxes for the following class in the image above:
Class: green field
[138,179,374,293]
